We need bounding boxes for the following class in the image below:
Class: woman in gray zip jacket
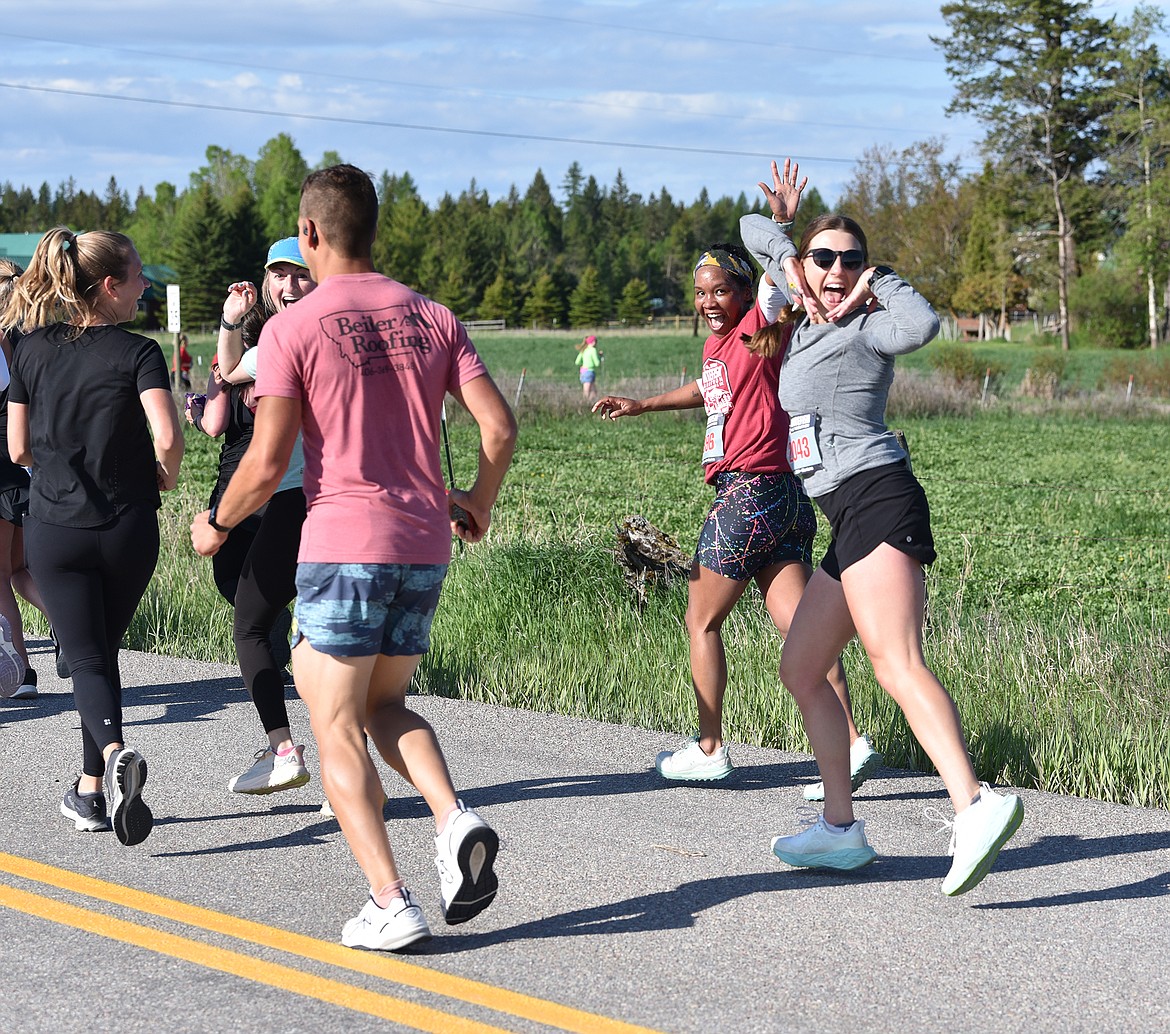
[740,166,1023,897]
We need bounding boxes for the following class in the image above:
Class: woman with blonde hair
[0,258,49,699]
[2,227,183,846]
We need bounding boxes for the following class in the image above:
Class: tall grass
[41,374,1169,810]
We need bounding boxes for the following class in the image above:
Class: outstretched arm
[592,380,703,420]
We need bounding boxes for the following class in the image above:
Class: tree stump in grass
[615,515,690,608]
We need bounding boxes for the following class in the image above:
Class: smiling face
[694,265,752,338]
[106,247,149,324]
[264,262,315,312]
[801,228,866,310]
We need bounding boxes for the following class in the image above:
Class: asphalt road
[1,641,1166,1033]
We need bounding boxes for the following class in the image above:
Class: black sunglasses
[805,248,865,270]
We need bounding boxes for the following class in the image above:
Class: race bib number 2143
[787,412,824,476]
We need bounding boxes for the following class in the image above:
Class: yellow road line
[0,853,660,1034]
[0,883,507,1034]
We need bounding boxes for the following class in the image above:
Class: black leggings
[25,507,159,777]
[233,488,305,735]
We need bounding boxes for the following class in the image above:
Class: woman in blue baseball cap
[186,236,315,799]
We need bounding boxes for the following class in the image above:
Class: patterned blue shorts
[293,562,447,658]
[695,471,816,581]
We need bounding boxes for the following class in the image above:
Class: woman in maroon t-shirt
[591,162,876,788]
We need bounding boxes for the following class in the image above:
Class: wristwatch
[868,265,895,290]
[207,503,232,533]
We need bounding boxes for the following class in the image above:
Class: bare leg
[292,640,403,890]
[757,560,860,742]
[11,525,47,616]
[841,543,979,813]
[684,562,749,754]
[365,652,458,828]
[778,568,858,827]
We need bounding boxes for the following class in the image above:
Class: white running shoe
[434,801,499,925]
[229,745,310,795]
[342,890,432,951]
[0,616,25,699]
[655,738,732,782]
[771,814,877,871]
[941,784,1023,896]
[802,734,883,801]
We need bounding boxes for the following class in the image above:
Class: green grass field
[93,329,1170,809]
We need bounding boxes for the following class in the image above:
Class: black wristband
[220,314,244,331]
[207,503,232,533]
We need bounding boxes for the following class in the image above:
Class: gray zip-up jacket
[739,214,939,498]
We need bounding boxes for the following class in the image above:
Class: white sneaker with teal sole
[771,815,877,871]
[655,738,732,782]
[803,734,883,801]
[941,784,1023,896]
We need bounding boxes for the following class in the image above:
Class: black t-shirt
[211,383,255,508]
[9,323,171,527]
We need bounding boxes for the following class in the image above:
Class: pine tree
[523,272,564,328]
[616,278,651,324]
[569,266,609,327]
[168,182,236,328]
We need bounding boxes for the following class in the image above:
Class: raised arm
[215,281,257,379]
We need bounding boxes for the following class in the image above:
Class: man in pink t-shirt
[191,165,517,952]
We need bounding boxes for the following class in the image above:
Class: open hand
[758,158,807,225]
[592,395,643,420]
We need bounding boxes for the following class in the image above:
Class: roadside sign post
[166,285,181,399]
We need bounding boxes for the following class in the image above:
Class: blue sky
[0,0,1160,212]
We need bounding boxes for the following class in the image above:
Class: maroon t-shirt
[698,302,794,483]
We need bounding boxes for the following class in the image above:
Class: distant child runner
[4,227,183,846]
[576,334,601,401]
[742,159,1023,895]
[592,159,877,789]
[192,164,517,951]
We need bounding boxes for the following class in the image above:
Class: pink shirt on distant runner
[256,272,487,565]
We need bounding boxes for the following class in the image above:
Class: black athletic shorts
[815,461,936,581]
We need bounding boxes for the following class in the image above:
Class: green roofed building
[0,233,42,270]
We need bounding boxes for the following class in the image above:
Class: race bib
[787,412,823,476]
[702,411,726,465]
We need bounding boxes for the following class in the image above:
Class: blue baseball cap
[265,236,307,269]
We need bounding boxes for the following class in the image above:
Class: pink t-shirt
[698,302,793,483]
[256,272,487,564]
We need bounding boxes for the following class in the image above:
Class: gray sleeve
[740,215,798,303]
[868,277,941,356]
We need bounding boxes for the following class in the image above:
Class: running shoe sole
[654,750,732,782]
[770,837,876,871]
[343,919,432,952]
[442,825,499,925]
[942,796,1024,897]
[108,750,153,847]
[230,770,311,795]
